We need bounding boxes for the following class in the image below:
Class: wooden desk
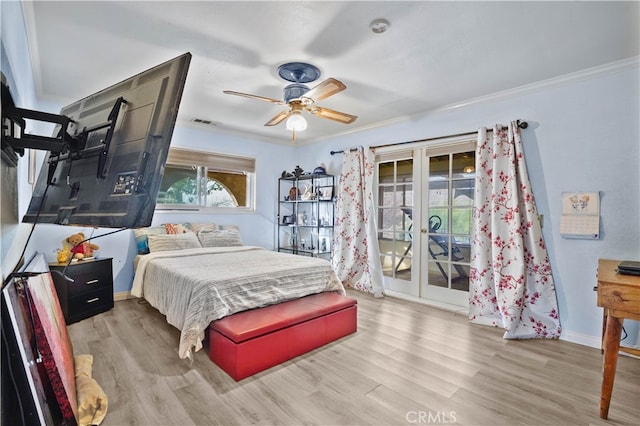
[596,259,640,419]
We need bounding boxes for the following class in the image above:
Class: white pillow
[198,229,244,247]
[148,233,201,252]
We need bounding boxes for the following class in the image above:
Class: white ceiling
[22,1,639,145]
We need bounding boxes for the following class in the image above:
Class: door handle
[421,228,428,233]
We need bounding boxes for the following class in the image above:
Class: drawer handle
[86,279,99,285]
[86,298,100,303]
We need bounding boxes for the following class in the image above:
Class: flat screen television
[22,52,191,228]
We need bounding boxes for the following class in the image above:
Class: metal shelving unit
[277,173,334,260]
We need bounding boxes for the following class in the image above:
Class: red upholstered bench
[208,292,357,381]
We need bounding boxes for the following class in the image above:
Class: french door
[377,140,475,307]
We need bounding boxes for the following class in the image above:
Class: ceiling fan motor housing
[283,83,310,103]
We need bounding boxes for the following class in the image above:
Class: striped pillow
[197,229,243,247]
[148,233,201,252]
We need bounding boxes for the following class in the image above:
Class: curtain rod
[330,120,528,155]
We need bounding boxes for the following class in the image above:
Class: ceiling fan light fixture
[286,113,307,132]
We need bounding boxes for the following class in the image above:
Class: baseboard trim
[384,290,469,315]
[559,329,601,349]
[114,291,134,301]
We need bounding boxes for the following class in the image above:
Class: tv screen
[23,53,191,228]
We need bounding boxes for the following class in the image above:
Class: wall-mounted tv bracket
[2,78,126,181]
[94,96,126,179]
[44,96,126,183]
[1,80,79,166]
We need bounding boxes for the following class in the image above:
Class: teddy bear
[66,232,100,260]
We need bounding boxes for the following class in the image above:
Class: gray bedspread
[131,246,345,359]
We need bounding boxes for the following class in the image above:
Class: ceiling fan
[223,62,357,141]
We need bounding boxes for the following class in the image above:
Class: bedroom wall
[295,60,640,349]
[0,0,49,279]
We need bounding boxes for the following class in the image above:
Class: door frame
[375,135,476,308]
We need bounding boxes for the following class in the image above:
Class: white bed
[131,245,345,359]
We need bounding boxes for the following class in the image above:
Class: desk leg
[600,311,606,354]
[600,315,622,419]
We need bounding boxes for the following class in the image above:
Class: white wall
[295,61,640,348]
[0,0,43,279]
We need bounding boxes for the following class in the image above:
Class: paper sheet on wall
[560,192,600,239]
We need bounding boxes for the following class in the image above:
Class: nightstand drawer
[67,287,114,324]
[66,270,111,296]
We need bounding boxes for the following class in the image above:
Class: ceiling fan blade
[307,106,357,124]
[223,90,285,105]
[265,110,291,126]
[302,78,346,102]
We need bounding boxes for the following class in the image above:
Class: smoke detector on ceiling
[369,18,390,34]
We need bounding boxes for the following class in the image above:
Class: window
[156,147,255,211]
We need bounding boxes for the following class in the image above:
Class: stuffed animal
[66,233,100,259]
[56,246,72,264]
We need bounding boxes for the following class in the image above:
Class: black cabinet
[49,258,114,324]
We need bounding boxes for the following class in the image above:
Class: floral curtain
[469,121,561,338]
[332,147,385,298]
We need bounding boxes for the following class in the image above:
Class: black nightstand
[49,258,114,324]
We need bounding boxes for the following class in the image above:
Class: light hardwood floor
[68,290,640,426]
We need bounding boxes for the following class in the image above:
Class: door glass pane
[428,180,449,207]
[451,207,472,237]
[428,208,448,234]
[429,155,449,180]
[452,152,475,177]
[452,179,474,207]
[380,208,397,235]
[395,183,413,207]
[377,158,413,281]
[425,150,474,294]
[397,159,413,183]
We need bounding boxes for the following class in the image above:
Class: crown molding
[436,56,640,113]
[312,57,640,142]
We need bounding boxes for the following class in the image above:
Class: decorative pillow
[75,354,108,426]
[190,223,240,234]
[133,226,166,254]
[198,229,244,247]
[189,223,218,234]
[164,223,190,234]
[148,232,201,252]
